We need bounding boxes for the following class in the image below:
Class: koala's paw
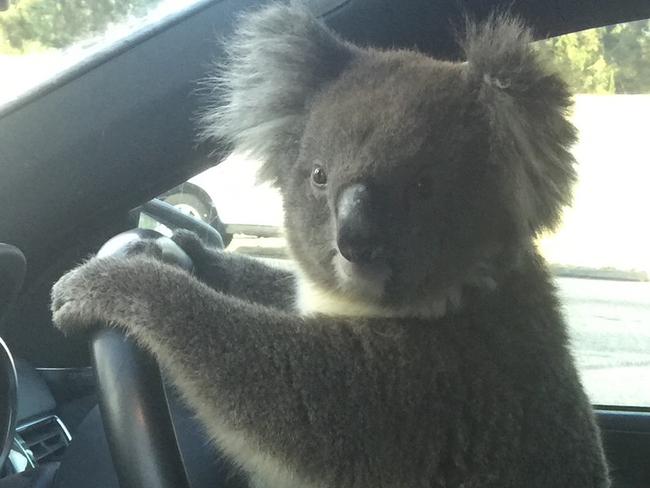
[171,230,229,292]
[172,230,217,263]
[51,262,101,334]
[50,257,141,335]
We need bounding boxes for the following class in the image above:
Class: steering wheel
[89,200,228,488]
[90,228,193,488]
[0,244,25,472]
[0,337,18,473]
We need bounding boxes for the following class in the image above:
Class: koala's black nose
[336,184,380,264]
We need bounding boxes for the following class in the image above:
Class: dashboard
[9,360,71,473]
[0,358,93,485]
[0,353,244,488]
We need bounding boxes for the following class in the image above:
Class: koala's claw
[172,230,213,260]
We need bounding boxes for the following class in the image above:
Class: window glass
[534,20,650,407]
[0,0,201,108]
[149,19,650,408]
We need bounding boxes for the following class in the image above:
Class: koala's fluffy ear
[463,15,577,235]
[201,2,356,185]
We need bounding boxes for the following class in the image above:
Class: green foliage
[0,0,160,51]
[536,19,650,94]
[602,20,650,93]
[536,29,616,94]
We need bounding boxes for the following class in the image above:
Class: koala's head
[203,4,576,316]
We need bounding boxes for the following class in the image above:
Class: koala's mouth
[332,251,390,299]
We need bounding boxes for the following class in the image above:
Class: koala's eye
[415,175,433,199]
[311,165,328,187]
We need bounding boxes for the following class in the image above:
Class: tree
[535,28,616,94]
[0,0,160,53]
[535,19,650,95]
[602,19,650,93]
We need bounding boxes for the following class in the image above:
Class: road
[556,277,650,407]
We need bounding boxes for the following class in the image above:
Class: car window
[534,19,650,408]
[146,19,650,408]
[0,0,202,108]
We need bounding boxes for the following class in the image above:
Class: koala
[51,3,610,488]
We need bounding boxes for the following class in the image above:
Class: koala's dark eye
[311,165,328,187]
[415,174,433,199]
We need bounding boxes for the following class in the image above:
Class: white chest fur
[295,272,454,319]
[249,471,319,488]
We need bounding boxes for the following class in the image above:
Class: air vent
[15,416,71,464]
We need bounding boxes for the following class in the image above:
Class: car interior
[1,0,649,487]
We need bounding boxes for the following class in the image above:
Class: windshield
[0,0,202,108]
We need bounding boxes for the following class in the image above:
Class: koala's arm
[172,230,296,311]
[51,255,395,484]
[51,255,609,487]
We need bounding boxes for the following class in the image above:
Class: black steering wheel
[92,197,231,488]
[91,228,194,488]
[0,244,25,472]
[0,337,18,473]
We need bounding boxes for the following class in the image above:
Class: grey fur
[200,1,357,184]
[51,4,609,488]
[462,13,577,236]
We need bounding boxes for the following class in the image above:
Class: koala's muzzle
[336,184,381,264]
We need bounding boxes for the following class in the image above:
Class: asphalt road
[556,277,650,407]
